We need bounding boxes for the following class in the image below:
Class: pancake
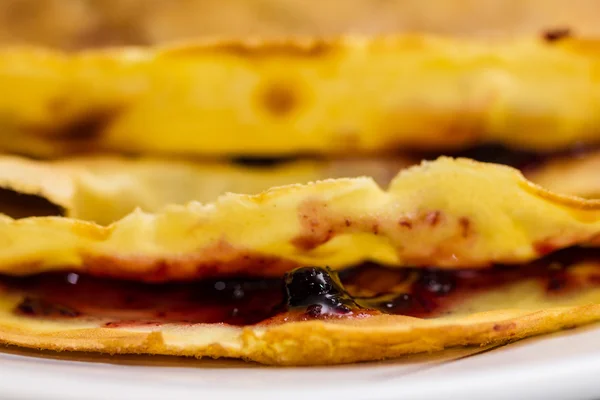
[0,148,598,225]
[0,154,413,224]
[3,34,600,366]
[525,151,600,199]
[1,34,600,157]
[0,157,598,281]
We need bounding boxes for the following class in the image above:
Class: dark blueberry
[417,270,456,295]
[285,266,337,302]
[284,266,360,314]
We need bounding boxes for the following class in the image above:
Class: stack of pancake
[1,34,600,365]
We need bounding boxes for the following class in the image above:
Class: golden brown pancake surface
[1,35,600,157]
[0,157,597,281]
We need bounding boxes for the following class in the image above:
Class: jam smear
[4,247,600,327]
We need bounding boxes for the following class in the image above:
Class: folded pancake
[0,157,598,281]
[2,34,600,158]
[2,156,600,365]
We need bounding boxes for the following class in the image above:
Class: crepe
[3,34,600,365]
[0,154,412,224]
[525,152,600,199]
[0,149,598,226]
[2,34,600,157]
[0,157,598,281]
[1,156,600,365]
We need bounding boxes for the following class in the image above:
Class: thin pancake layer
[0,155,412,224]
[0,151,598,226]
[525,151,600,199]
[2,35,600,157]
[2,257,600,365]
[0,157,599,280]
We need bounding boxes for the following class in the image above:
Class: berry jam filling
[284,266,360,316]
[4,247,600,327]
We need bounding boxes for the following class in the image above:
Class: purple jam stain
[4,247,600,326]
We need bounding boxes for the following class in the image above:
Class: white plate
[1,324,600,400]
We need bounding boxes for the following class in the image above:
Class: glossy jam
[4,247,600,327]
[284,266,360,315]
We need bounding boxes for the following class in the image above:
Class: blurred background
[0,0,598,49]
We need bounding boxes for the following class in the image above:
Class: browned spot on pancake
[292,230,335,251]
[260,82,298,116]
[292,200,345,251]
[493,322,517,332]
[398,218,413,229]
[534,240,559,256]
[287,200,588,268]
[57,107,121,141]
[425,211,441,226]
[372,223,380,235]
[23,107,123,154]
[291,201,474,262]
[458,217,471,238]
[542,28,572,43]
[291,200,387,251]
